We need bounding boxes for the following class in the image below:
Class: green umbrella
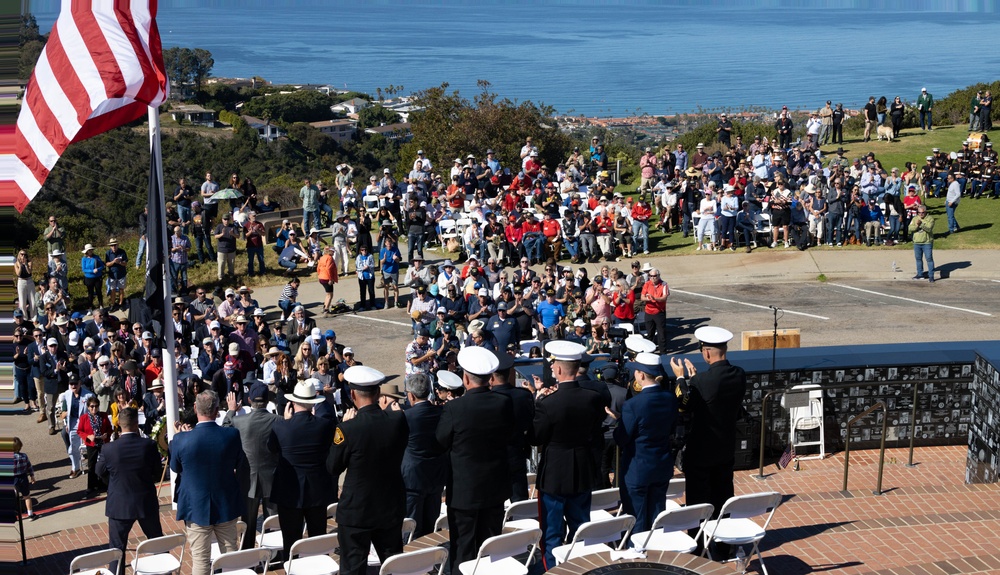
[210,188,243,200]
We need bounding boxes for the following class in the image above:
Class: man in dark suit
[436,347,513,571]
[330,366,410,575]
[284,305,316,349]
[268,379,336,560]
[223,383,281,549]
[489,350,534,502]
[533,341,606,570]
[170,390,246,575]
[670,326,747,559]
[96,407,163,575]
[400,372,447,537]
[614,352,678,532]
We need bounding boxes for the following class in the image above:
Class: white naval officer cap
[344,365,386,390]
[626,352,663,377]
[625,335,657,354]
[457,346,500,376]
[694,326,734,346]
[436,370,464,390]
[544,340,586,362]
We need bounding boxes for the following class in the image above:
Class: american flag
[4,0,168,211]
[777,443,795,469]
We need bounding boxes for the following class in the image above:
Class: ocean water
[29,1,1000,116]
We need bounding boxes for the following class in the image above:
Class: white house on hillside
[331,98,369,115]
[309,119,358,143]
[241,115,286,142]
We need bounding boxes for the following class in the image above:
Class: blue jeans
[914,242,934,279]
[717,216,735,244]
[14,365,31,401]
[407,232,424,262]
[169,261,188,290]
[135,235,146,268]
[194,234,213,263]
[565,237,579,258]
[539,491,591,570]
[177,205,191,233]
[920,110,932,130]
[946,203,959,233]
[247,246,266,275]
[523,233,543,261]
[889,214,901,240]
[278,299,295,318]
[278,257,297,272]
[826,212,843,244]
[319,204,333,227]
[632,220,649,252]
[303,210,318,234]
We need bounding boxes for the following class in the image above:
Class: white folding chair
[629,503,713,553]
[617,323,635,335]
[702,492,783,575]
[364,195,380,217]
[211,520,247,562]
[131,533,186,575]
[754,212,772,247]
[256,515,284,558]
[664,477,686,509]
[551,515,635,565]
[70,548,123,575]
[502,499,540,531]
[781,384,825,460]
[283,533,340,575]
[439,219,458,243]
[433,514,449,532]
[589,487,622,521]
[458,527,541,575]
[380,547,448,575]
[210,548,272,575]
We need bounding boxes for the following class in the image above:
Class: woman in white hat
[80,244,106,311]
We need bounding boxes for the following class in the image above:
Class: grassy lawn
[25,124,996,311]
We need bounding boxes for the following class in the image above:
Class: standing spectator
[532,340,606,570]
[105,239,129,311]
[170,390,245,575]
[489,351,534,502]
[214,213,238,281]
[299,178,320,233]
[15,249,35,319]
[49,249,69,291]
[863,96,878,142]
[97,408,163,575]
[267,380,336,560]
[244,211,266,276]
[631,197,652,254]
[200,171,220,223]
[775,111,793,150]
[613,353,677,532]
[12,438,37,521]
[945,173,961,236]
[77,395,112,498]
[400,373,447,537]
[60,372,94,479]
[818,101,834,145]
[165,226,190,296]
[379,237,402,309]
[719,185,739,250]
[669,326,746,559]
[436,347,513,572]
[81,244,105,312]
[44,214,66,263]
[317,247,339,315]
[135,207,148,269]
[909,204,936,283]
[330,367,409,575]
[405,198,427,262]
[917,87,933,130]
[640,268,669,353]
[174,177,194,233]
[889,96,906,138]
[979,90,993,132]
[189,202,211,264]
[331,212,352,275]
[40,337,65,434]
[638,147,658,192]
[355,244,376,311]
[831,103,846,145]
[715,113,732,148]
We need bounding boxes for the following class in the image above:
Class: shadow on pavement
[937,260,971,278]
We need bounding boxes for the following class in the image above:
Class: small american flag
[777,444,795,469]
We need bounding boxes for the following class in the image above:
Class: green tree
[408,80,572,175]
[163,47,214,92]
[357,104,402,129]
[190,48,214,92]
[19,13,45,79]
[241,90,335,124]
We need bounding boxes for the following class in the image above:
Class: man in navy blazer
[170,390,246,575]
[96,407,163,575]
[399,373,447,537]
[614,352,678,532]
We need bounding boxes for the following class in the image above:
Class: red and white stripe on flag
[2,0,169,212]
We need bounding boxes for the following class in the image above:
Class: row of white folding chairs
[69,534,186,575]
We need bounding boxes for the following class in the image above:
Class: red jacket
[631,203,652,222]
[77,411,113,447]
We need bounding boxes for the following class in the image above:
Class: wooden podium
[742,328,801,350]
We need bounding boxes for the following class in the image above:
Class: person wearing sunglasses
[77,396,112,498]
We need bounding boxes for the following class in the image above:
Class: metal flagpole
[149,107,179,446]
